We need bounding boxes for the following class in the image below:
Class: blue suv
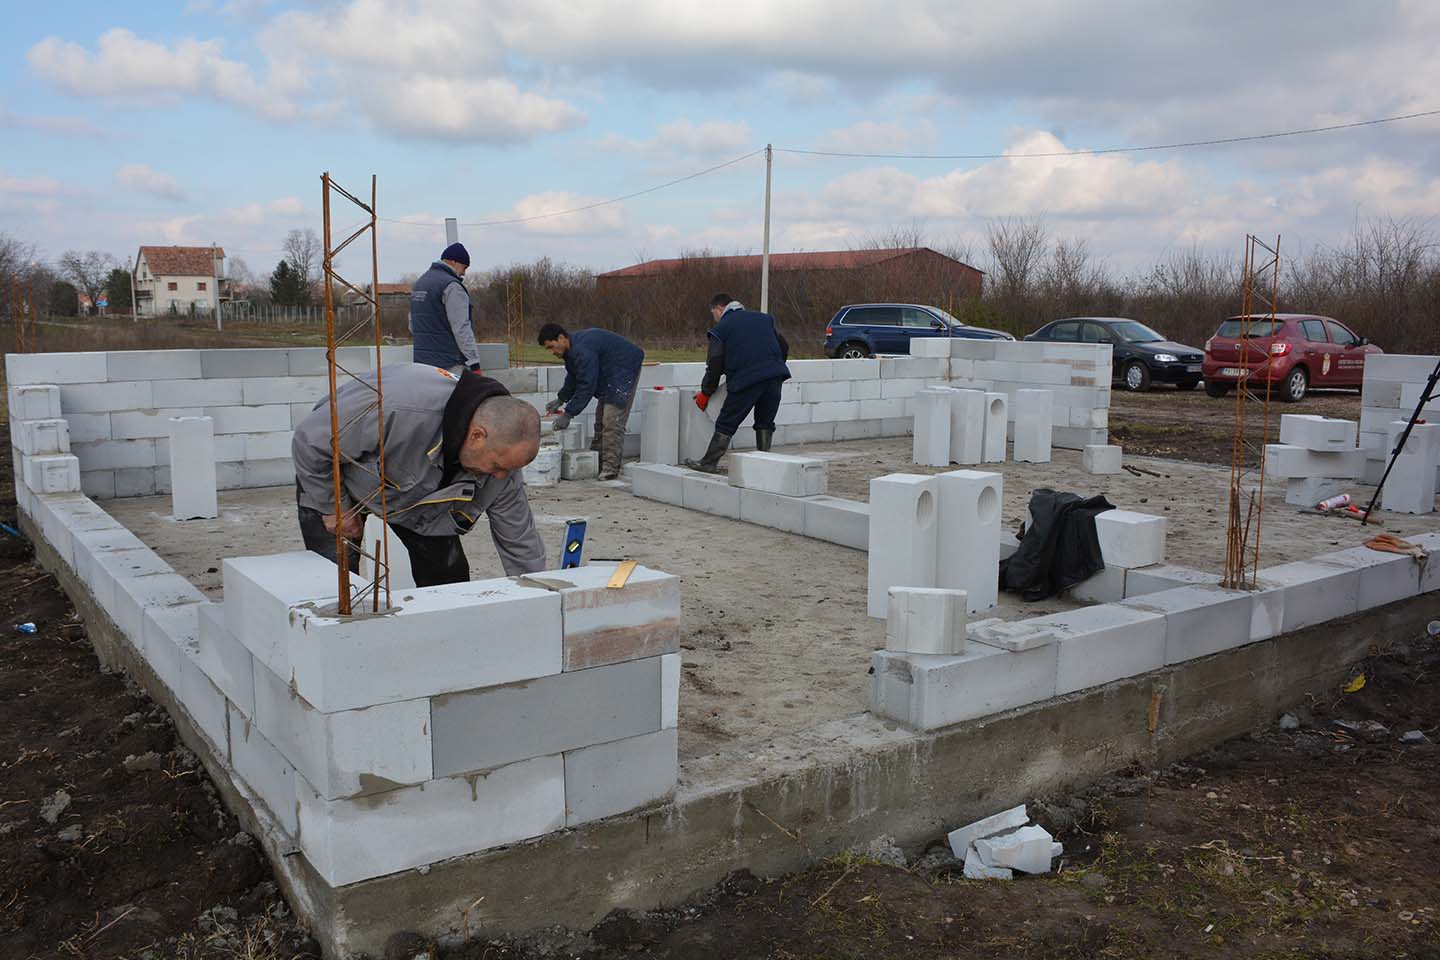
[823,303,1014,359]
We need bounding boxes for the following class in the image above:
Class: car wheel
[1177,380,1200,391]
[1123,361,1152,392]
[839,342,871,360]
[1281,367,1308,403]
[1204,381,1231,398]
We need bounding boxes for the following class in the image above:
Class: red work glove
[694,392,710,412]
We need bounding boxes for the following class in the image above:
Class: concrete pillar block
[431,656,663,777]
[222,552,344,679]
[14,418,70,455]
[1255,560,1361,633]
[1012,389,1053,463]
[867,474,939,617]
[228,704,300,836]
[1285,477,1347,507]
[886,587,966,655]
[523,445,562,487]
[982,392,1007,462]
[167,416,218,520]
[639,387,680,465]
[947,389,986,465]
[296,757,566,886]
[1263,444,1363,480]
[935,469,1002,613]
[9,384,62,420]
[630,463,687,505]
[1082,444,1123,474]
[564,727,678,827]
[1118,585,1252,666]
[1278,414,1359,450]
[251,660,433,800]
[1024,604,1166,694]
[194,602,257,717]
[1380,422,1440,514]
[681,472,741,518]
[22,454,81,493]
[287,578,563,712]
[803,495,869,550]
[870,643,1059,730]
[520,562,680,671]
[912,388,951,467]
[1095,509,1167,569]
[357,515,416,591]
[728,452,827,496]
[561,450,600,481]
[739,487,809,533]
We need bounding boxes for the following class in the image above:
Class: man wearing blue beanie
[410,242,483,373]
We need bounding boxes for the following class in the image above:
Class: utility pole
[760,143,773,313]
[129,250,139,323]
[212,242,223,332]
[445,218,459,246]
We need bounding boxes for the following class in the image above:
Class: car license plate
[1220,367,1245,377]
[1186,364,1202,373]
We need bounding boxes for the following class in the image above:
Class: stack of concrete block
[1380,421,1440,514]
[1358,354,1440,485]
[1012,389,1053,463]
[941,339,1111,449]
[212,552,681,885]
[1271,414,1362,506]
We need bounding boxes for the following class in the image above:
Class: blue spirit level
[560,518,587,569]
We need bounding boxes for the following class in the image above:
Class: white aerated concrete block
[296,756,565,887]
[739,488,808,533]
[252,661,432,800]
[228,704,300,836]
[1264,444,1364,480]
[1094,510,1167,569]
[639,387,680,465]
[167,417,218,520]
[870,643,1059,730]
[682,471,741,518]
[948,804,1028,857]
[6,351,109,385]
[194,603,256,717]
[140,601,201,694]
[1123,563,1215,597]
[972,824,1055,875]
[630,463,686,505]
[803,495,869,550]
[1315,546,1424,611]
[356,515,416,592]
[9,384,62,420]
[23,454,81,493]
[935,470,1002,613]
[1256,560,1361,633]
[561,450,600,480]
[912,388,951,467]
[1285,477,1347,507]
[1380,422,1440,514]
[523,445,562,487]
[287,578,562,712]
[678,387,723,462]
[867,474,939,618]
[947,389,986,465]
[1013,389,1053,463]
[1279,414,1359,450]
[661,653,679,729]
[1083,444,1122,475]
[909,336,954,358]
[1025,604,1166,694]
[222,552,344,680]
[886,587,966,655]
[178,654,230,758]
[1119,585,1252,665]
[14,418,70,455]
[967,618,1057,652]
[728,452,827,496]
[1067,565,1127,603]
[982,392,1007,463]
[564,727,678,827]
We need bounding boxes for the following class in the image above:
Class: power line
[775,108,1440,160]
[380,148,766,229]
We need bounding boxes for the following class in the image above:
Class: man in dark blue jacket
[409,243,483,372]
[685,293,791,473]
[538,323,645,479]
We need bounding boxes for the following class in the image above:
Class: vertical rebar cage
[1222,233,1281,590]
[320,172,392,615]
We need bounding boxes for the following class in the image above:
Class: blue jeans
[715,377,784,436]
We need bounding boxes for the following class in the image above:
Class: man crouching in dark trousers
[685,292,792,473]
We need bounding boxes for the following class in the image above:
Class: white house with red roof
[132,245,228,317]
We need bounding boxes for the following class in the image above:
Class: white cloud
[504,191,627,236]
[597,119,752,167]
[116,164,189,201]
[813,120,938,156]
[0,170,63,196]
[363,75,582,143]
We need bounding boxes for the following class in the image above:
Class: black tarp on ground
[1000,488,1115,602]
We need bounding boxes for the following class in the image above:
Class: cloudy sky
[2,1,1438,283]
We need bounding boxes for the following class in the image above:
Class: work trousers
[590,387,637,475]
[295,484,470,587]
[714,377,785,436]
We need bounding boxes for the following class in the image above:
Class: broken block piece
[639,387,680,465]
[1094,509,1166,569]
[912,387,952,467]
[1082,444,1122,475]
[948,803,1028,857]
[561,450,600,481]
[963,854,1014,880]
[886,587,966,656]
[972,824,1055,874]
[22,453,81,493]
[934,469,1002,613]
[982,392,1008,463]
[1278,414,1358,450]
[1013,389,1053,463]
[1284,476,1347,507]
[867,474,939,618]
[946,389,986,465]
[967,619,1059,652]
[727,451,827,496]
[168,416,218,520]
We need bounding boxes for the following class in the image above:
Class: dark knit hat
[441,242,470,266]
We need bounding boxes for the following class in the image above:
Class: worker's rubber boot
[684,431,732,474]
[755,428,774,452]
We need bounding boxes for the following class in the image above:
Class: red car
[1202,313,1381,402]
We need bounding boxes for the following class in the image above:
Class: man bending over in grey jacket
[292,363,548,586]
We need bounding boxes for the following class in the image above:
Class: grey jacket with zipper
[291,364,547,576]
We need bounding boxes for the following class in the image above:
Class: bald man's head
[458,396,541,479]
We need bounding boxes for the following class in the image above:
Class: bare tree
[59,249,117,310]
[985,216,1049,303]
[283,228,322,283]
